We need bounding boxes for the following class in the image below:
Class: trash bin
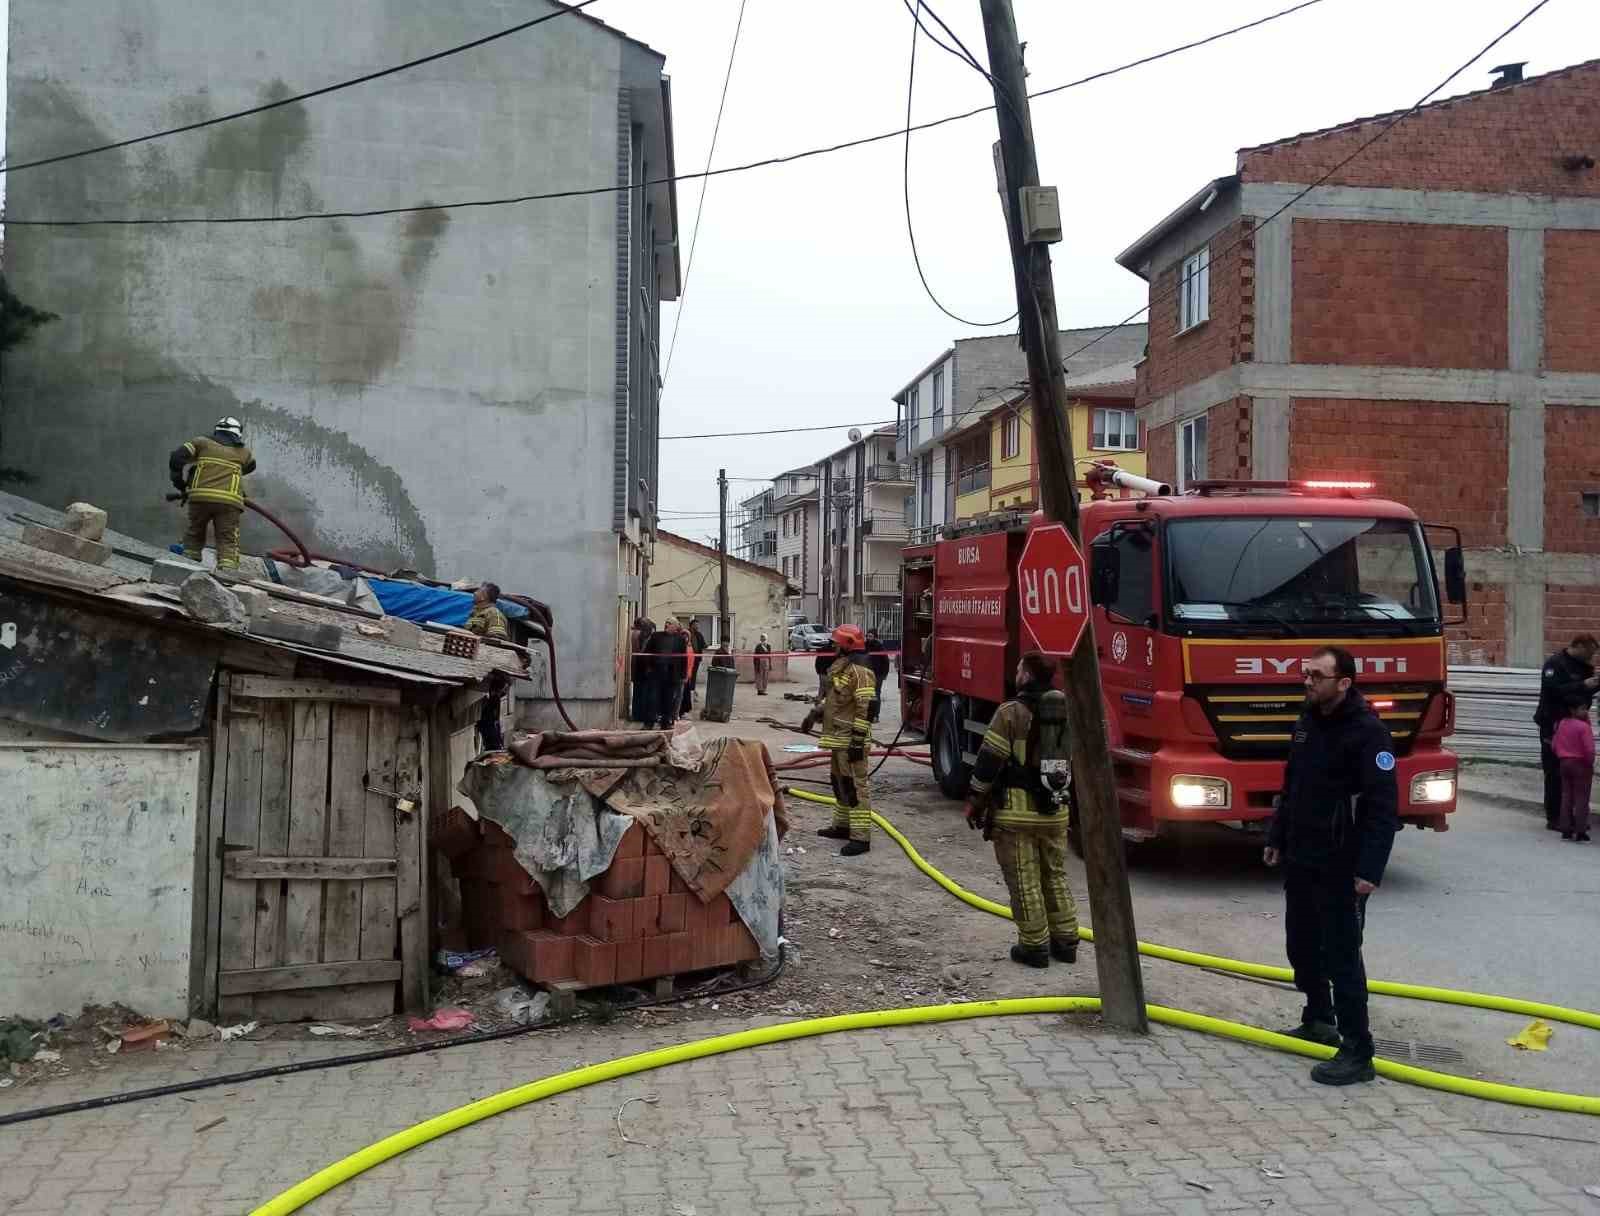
[701,664,737,723]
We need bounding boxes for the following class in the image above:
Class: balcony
[861,510,909,540]
[955,462,991,496]
[752,540,777,558]
[868,462,913,485]
[861,571,901,595]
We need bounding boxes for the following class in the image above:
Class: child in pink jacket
[1553,699,1595,842]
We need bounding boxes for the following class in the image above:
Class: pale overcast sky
[2,2,1591,543]
[592,0,1591,541]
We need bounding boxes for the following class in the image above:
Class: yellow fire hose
[251,794,1600,1215]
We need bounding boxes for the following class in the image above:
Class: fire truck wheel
[931,700,971,800]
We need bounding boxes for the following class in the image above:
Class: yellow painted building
[945,360,1146,522]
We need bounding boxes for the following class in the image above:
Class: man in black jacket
[643,620,690,730]
[1535,635,1599,830]
[1265,645,1399,1086]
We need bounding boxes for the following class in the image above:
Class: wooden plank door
[215,675,426,1020]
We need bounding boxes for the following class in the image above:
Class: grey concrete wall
[4,0,653,704]
[0,743,201,1019]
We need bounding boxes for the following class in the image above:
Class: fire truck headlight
[1170,776,1230,810]
[1410,771,1456,804]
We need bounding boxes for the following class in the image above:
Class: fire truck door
[1092,523,1159,723]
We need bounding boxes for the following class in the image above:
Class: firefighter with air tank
[802,624,877,857]
[965,651,1080,969]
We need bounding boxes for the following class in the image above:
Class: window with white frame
[1001,411,1021,460]
[932,370,945,436]
[1179,415,1208,491]
[1178,245,1210,333]
[1091,408,1137,451]
[908,386,921,449]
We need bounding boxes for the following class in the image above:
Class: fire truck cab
[899,476,1466,848]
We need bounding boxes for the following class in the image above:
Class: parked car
[789,623,831,651]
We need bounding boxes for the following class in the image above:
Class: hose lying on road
[251,796,1600,1215]
[788,787,1600,1035]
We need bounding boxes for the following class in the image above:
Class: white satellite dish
[847,427,863,443]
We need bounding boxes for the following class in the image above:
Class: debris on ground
[216,1021,258,1043]
[120,1020,172,1051]
[492,986,551,1026]
[407,1008,474,1032]
[307,1024,369,1038]
[1507,1019,1552,1051]
[434,947,498,976]
[0,1019,39,1063]
[616,1094,660,1146]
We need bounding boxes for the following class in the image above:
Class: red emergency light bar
[1191,479,1375,497]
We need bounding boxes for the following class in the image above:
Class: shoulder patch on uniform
[1374,751,1396,772]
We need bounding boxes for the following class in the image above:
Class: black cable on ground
[0,949,787,1130]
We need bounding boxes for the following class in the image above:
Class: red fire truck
[899,471,1467,849]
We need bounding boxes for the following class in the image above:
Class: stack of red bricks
[436,809,759,990]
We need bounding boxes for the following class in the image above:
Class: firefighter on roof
[801,624,876,856]
[965,651,1079,969]
[169,416,255,571]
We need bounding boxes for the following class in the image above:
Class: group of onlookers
[1536,633,1598,842]
[627,617,708,731]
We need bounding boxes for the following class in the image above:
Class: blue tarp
[367,578,527,627]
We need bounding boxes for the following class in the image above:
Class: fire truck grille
[1198,685,1433,761]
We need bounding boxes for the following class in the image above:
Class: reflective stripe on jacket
[818,655,874,750]
[182,436,254,507]
[968,698,1068,829]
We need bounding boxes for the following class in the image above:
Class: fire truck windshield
[1167,516,1439,629]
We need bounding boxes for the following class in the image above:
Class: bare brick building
[1118,59,1600,666]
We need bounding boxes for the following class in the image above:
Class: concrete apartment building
[1120,59,1600,666]
[815,426,912,636]
[772,466,822,622]
[735,485,778,570]
[2,0,677,726]
[939,359,1148,522]
[894,326,1148,541]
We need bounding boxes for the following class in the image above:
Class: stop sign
[1017,523,1091,656]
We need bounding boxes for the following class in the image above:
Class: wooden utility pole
[979,0,1148,1033]
[717,468,732,649]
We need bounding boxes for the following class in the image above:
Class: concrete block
[180,573,248,629]
[62,502,108,542]
[151,556,207,586]
[230,584,270,619]
[380,617,425,649]
[248,613,344,651]
[20,523,110,566]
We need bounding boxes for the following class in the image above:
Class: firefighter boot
[1281,1020,1341,1048]
[839,839,870,857]
[1050,937,1077,964]
[817,826,850,840]
[1310,1048,1376,1086]
[1009,943,1050,969]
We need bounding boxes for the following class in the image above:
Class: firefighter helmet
[831,624,866,652]
[214,416,244,439]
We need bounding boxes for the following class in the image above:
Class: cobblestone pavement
[0,1011,1587,1215]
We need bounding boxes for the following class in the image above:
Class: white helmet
[214,416,243,439]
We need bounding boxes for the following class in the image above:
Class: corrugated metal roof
[0,506,523,689]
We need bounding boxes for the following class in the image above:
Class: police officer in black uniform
[1535,634,1599,831]
[1264,645,1399,1087]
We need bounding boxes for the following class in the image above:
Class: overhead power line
[2,0,1327,228]
[902,0,1018,327]
[661,419,898,441]
[663,0,750,385]
[1043,0,1556,375]
[0,0,601,177]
